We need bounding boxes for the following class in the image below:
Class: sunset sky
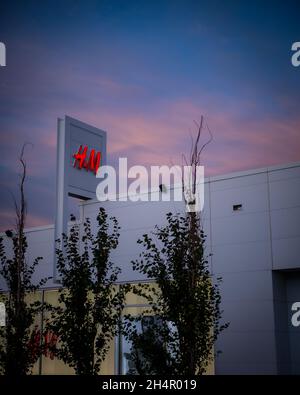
[0,0,300,229]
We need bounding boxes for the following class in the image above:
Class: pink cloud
[0,210,50,232]
[64,97,300,176]
[3,71,300,183]
[1,96,300,230]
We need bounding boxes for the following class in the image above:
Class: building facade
[1,162,300,374]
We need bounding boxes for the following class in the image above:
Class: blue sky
[0,0,299,229]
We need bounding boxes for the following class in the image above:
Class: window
[233,203,242,211]
[117,315,179,375]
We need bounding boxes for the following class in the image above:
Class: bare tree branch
[182,116,213,207]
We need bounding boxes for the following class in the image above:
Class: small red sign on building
[73,145,101,175]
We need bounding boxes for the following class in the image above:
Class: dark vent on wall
[233,204,243,211]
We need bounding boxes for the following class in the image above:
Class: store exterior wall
[1,162,300,374]
[36,287,141,375]
[0,287,215,375]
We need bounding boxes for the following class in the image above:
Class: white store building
[1,116,300,374]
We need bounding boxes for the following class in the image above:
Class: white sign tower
[54,115,107,282]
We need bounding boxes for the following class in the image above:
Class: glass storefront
[1,285,215,375]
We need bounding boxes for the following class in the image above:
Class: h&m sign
[54,116,106,281]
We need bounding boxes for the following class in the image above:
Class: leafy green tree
[49,208,127,375]
[124,212,228,375]
[0,145,48,375]
[124,118,228,375]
